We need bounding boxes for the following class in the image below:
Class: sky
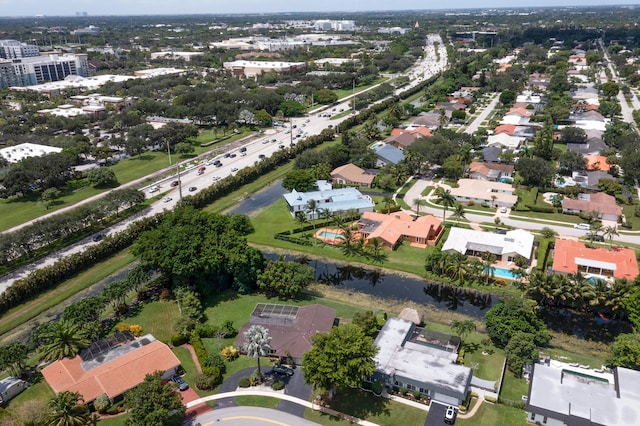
[0,0,635,17]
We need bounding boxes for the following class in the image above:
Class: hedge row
[537,239,551,272]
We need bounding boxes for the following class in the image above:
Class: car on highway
[92,233,105,242]
[215,162,223,167]
[197,166,206,175]
[258,154,266,159]
[171,375,189,391]
[229,153,236,158]
[149,185,160,193]
[271,138,277,142]
[163,196,172,203]
[170,180,179,187]
[262,139,269,144]
[272,365,294,376]
[212,176,221,181]
[574,223,591,230]
[231,167,238,172]
[188,186,197,192]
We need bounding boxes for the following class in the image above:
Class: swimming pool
[486,267,519,280]
[318,231,345,240]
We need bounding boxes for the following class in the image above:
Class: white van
[574,223,590,230]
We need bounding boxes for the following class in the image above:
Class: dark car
[258,154,266,159]
[171,375,189,391]
[170,180,179,187]
[92,233,104,242]
[239,147,247,153]
[272,365,294,376]
[188,186,197,192]
[587,234,605,242]
[224,152,231,158]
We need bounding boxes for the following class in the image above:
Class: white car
[574,223,590,230]
[231,167,238,172]
[149,185,160,193]
[163,196,172,203]
[499,207,507,213]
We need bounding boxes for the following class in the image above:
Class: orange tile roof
[41,338,180,402]
[585,155,611,171]
[562,192,621,217]
[507,107,532,117]
[360,211,441,247]
[390,127,432,138]
[494,124,516,135]
[552,239,639,280]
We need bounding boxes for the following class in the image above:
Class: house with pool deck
[442,227,534,265]
[283,185,374,220]
[372,317,472,406]
[551,239,639,281]
[357,211,443,250]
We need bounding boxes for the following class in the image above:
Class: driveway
[424,402,456,426]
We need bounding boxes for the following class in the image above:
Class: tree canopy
[124,371,185,426]
[257,259,315,299]
[485,299,550,348]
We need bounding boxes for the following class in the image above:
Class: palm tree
[242,325,272,384]
[413,197,425,215]
[451,319,476,342]
[490,195,497,208]
[435,187,456,223]
[295,211,307,233]
[47,391,90,426]
[446,252,469,285]
[39,321,90,362]
[306,199,319,229]
[602,225,619,247]
[458,142,474,177]
[451,204,466,221]
[382,196,395,214]
[320,208,332,224]
[480,253,497,284]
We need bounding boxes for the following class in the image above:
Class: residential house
[552,239,638,281]
[468,162,514,182]
[331,163,376,188]
[283,187,374,220]
[486,133,526,150]
[501,107,533,125]
[566,138,608,156]
[374,143,405,166]
[526,360,640,426]
[527,73,550,91]
[570,170,615,191]
[442,227,535,263]
[357,211,443,250]
[373,317,472,406]
[585,155,612,172]
[0,377,28,404]
[384,132,419,150]
[561,192,621,221]
[449,179,518,208]
[41,334,181,403]
[235,304,336,364]
[494,124,516,135]
[482,146,502,163]
[412,111,446,130]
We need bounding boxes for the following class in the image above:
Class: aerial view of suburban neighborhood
[1,1,640,425]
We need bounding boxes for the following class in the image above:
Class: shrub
[412,390,420,399]
[189,330,208,365]
[94,393,111,413]
[485,396,497,403]
[249,369,261,386]
[372,381,384,395]
[481,202,490,208]
[129,324,142,336]
[195,373,218,390]
[272,380,285,391]
[400,387,408,395]
[457,348,465,364]
[221,346,238,361]
[170,334,187,347]
[159,288,172,300]
[467,200,475,206]
[201,366,222,385]
[238,376,250,388]
[203,353,227,374]
[115,322,129,332]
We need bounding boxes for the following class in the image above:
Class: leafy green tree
[47,391,90,426]
[608,333,640,370]
[257,260,314,299]
[352,311,380,337]
[485,299,550,348]
[499,90,516,105]
[254,109,272,127]
[558,150,587,175]
[302,324,378,398]
[87,168,119,188]
[41,187,62,210]
[0,342,29,377]
[515,157,555,187]
[173,142,194,156]
[242,325,272,384]
[451,319,476,341]
[442,155,463,179]
[282,169,316,192]
[560,127,587,144]
[39,321,90,361]
[174,287,204,322]
[623,285,640,331]
[314,89,338,104]
[505,332,538,377]
[124,371,185,426]
[601,81,620,98]
[279,100,305,117]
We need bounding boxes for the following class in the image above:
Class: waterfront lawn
[457,402,527,425]
[123,299,181,344]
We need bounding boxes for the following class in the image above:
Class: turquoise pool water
[319,231,344,239]
[485,267,519,280]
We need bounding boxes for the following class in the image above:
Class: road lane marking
[219,416,289,425]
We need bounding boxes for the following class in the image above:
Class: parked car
[171,375,189,391]
[170,180,179,187]
[272,365,294,376]
[444,405,456,424]
[499,207,507,213]
[188,186,197,192]
[587,234,605,242]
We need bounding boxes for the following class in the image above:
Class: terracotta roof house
[357,211,443,250]
[494,124,516,135]
[41,334,181,403]
[562,192,621,221]
[449,179,518,208]
[585,155,612,172]
[390,127,432,138]
[373,317,471,406]
[235,304,336,364]
[331,163,375,188]
[374,143,405,166]
[526,361,640,426]
[468,162,514,182]
[552,239,639,281]
[442,227,535,262]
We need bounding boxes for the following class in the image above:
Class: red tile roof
[359,211,442,248]
[561,192,621,217]
[494,124,516,135]
[41,337,180,402]
[552,239,639,280]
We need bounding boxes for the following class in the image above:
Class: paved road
[598,38,638,131]
[464,93,500,135]
[191,406,320,426]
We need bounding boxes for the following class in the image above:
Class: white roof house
[527,360,640,426]
[487,133,526,150]
[0,143,63,163]
[373,317,472,405]
[442,227,535,260]
[282,186,374,220]
[449,179,518,208]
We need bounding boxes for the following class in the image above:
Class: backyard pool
[318,230,345,240]
[486,267,520,280]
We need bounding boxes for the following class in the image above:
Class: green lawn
[122,299,181,344]
[304,409,353,426]
[234,395,281,408]
[500,373,529,403]
[457,402,528,425]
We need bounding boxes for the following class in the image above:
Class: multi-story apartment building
[0,40,40,59]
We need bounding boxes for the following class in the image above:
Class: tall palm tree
[602,225,619,247]
[39,321,90,362]
[242,325,272,384]
[306,199,319,229]
[295,211,307,233]
[435,187,456,223]
[446,252,469,285]
[480,253,497,284]
[413,197,425,215]
[382,196,395,214]
[47,391,90,426]
[320,208,332,224]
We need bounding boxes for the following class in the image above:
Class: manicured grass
[0,249,136,343]
[122,299,181,344]
[322,387,427,426]
[234,395,281,408]
[3,379,54,413]
[305,409,354,426]
[500,373,529,403]
[333,78,388,99]
[97,414,130,425]
[457,402,528,425]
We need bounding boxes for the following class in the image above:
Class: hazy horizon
[0,0,634,18]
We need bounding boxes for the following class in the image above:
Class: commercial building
[0,143,63,164]
[373,317,472,406]
[0,40,40,59]
[1,53,88,88]
[223,60,305,79]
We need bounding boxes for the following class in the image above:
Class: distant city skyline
[0,0,633,17]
